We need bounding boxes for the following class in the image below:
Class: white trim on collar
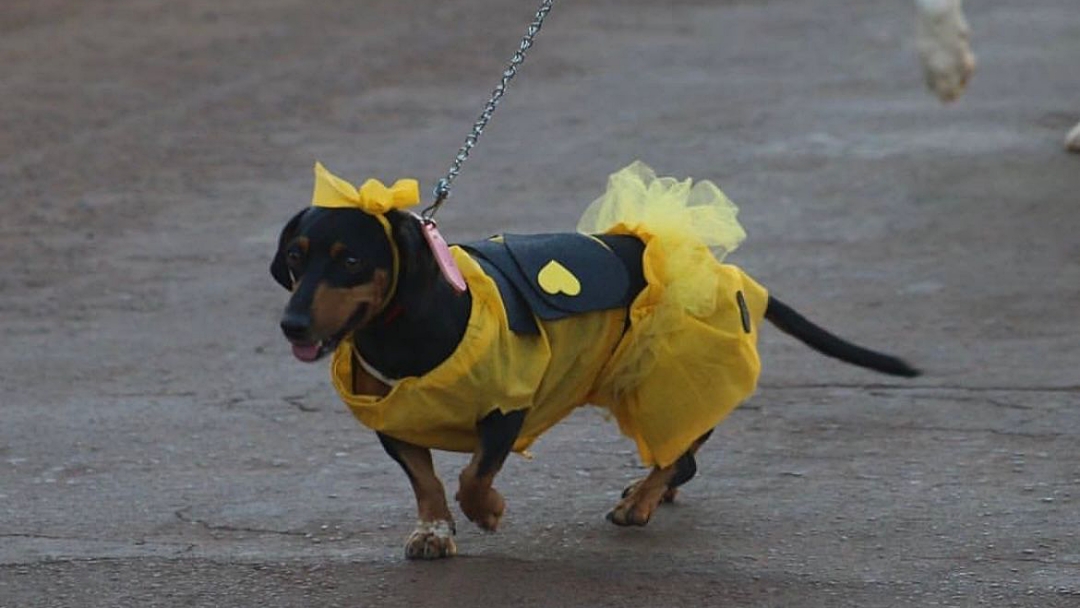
[354,350,400,387]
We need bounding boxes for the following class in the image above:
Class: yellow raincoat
[329,162,768,468]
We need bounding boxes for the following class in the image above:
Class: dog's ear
[270,208,307,290]
[386,210,429,272]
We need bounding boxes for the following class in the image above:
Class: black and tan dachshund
[271,206,918,559]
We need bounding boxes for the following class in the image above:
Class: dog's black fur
[271,206,919,557]
[272,208,471,376]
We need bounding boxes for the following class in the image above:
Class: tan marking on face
[308,269,390,338]
[286,237,310,292]
[329,242,347,259]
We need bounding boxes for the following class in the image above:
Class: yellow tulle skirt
[585,161,768,466]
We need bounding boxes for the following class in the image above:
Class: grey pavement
[1,0,1078,606]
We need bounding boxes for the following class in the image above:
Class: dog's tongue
[291,343,321,362]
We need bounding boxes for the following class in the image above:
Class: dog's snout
[280,311,312,341]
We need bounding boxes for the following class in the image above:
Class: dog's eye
[286,250,303,266]
[343,257,364,272]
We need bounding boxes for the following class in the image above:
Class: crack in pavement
[785,423,1065,439]
[761,384,1080,394]
[173,508,310,538]
[284,395,321,413]
[870,424,1063,439]
[0,532,118,543]
[0,533,193,549]
[901,554,1077,566]
[0,532,200,563]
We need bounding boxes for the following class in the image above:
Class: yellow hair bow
[311,161,420,215]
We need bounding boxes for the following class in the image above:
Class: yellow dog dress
[329,161,768,468]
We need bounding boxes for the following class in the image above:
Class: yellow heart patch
[537,260,581,296]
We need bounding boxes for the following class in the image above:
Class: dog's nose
[280,311,312,341]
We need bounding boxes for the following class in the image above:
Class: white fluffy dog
[914,0,1079,153]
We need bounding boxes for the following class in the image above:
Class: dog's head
[270,206,413,362]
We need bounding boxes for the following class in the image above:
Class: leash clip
[421,179,450,222]
[413,212,468,294]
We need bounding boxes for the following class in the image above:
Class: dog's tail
[764,296,921,378]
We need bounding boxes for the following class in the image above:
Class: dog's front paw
[404,520,457,560]
[456,484,505,532]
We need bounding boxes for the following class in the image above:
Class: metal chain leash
[421,0,556,220]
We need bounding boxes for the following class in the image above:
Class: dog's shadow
[344,502,790,606]
[352,532,792,606]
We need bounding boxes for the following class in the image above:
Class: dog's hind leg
[456,409,526,532]
[608,430,714,526]
[377,433,457,560]
[621,429,715,505]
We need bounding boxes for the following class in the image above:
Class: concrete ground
[1,0,1078,606]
